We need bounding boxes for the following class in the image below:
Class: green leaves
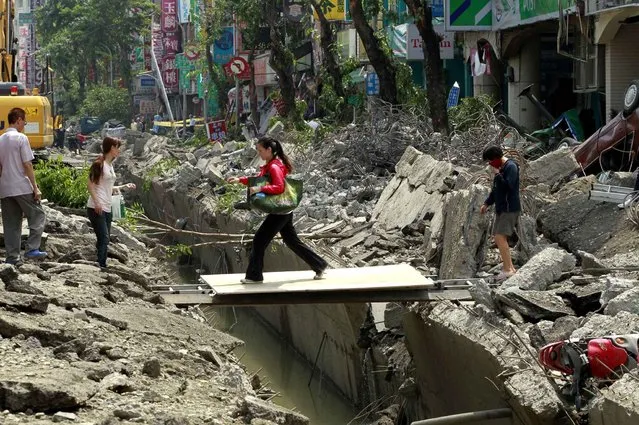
[35,158,90,209]
[36,0,155,110]
[80,85,131,124]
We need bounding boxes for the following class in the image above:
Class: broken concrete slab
[578,250,609,275]
[5,274,45,295]
[495,288,575,321]
[571,311,639,339]
[554,281,606,315]
[604,286,639,316]
[516,215,542,261]
[0,291,49,313]
[175,163,202,189]
[526,147,579,186]
[588,373,639,425]
[403,302,563,423]
[204,162,226,186]
[528,316,581,349]
[241,395,309,425]
[0,264,18,285]
[538,193,620,254]
[371,147,452,235]
[600,277,638,309]
[468,279,497,310]
[439,185,491,279]
[80,307,241,350]
[0,367,97,412]
[501,247,576,291]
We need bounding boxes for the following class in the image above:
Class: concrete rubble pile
[107,129,639,424]
[0,203,309,425]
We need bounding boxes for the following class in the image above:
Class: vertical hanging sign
[178,0,191,24]
[161,0,178,32]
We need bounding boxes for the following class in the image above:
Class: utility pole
[181,22,187,132]
[150,15,178,138]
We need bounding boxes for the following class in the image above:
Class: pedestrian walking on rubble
[226,136,328,284]
[480,145,520,280]
[86,137,136,269]
[0,107,48,265]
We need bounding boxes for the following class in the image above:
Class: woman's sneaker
[240,278,263,284]
[314,267,327,280]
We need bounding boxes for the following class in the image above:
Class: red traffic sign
[223,56,251,80]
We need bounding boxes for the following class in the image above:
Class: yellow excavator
[0,0,54,151]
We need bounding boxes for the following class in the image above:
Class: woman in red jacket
[227,136,328,283]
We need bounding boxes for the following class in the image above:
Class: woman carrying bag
[87,137,136,270]
[227,136,328,284]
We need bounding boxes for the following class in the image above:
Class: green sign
[519,0,571,22]
[445,0,492,31]
[18,13,34,25]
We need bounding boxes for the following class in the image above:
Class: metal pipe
[411,408,513,425]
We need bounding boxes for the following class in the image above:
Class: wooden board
[199,264,434,296]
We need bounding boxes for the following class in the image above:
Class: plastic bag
[247,176,303,214]
[111,194,126,220]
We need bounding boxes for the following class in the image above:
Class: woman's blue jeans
[87,208,112,268]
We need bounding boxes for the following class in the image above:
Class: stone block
[495,288,575,321]
[588,374,639,425]
[501,247,575,291]
[438,184,491,279]
[526,147,580,186]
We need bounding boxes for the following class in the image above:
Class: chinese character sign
[161,56,179,90]
[366,72,380,96]
[163,33,180,56]
[162,0,178,32]
[206,120,227,142]
[213,27,235,65]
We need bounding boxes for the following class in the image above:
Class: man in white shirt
[0,107,47,265]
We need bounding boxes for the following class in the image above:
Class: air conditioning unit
[574,44,604,93]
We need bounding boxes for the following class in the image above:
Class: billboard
[445,0,492,31]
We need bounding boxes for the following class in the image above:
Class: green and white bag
[247,175,303,214]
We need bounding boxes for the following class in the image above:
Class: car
[573,80,639,174]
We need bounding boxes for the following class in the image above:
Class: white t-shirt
[87,162,116,212]
[0,128,35,198]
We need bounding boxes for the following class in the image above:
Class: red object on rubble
[539,334,639,379]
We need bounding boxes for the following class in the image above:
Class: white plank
[199,264,434,295]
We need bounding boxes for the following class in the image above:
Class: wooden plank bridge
[152,264,481,306]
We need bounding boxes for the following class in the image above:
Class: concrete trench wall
[403,302,564,425]
[121,167,369,407]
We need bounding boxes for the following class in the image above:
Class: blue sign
[140,76,156,87]
[366,72,380,96]
[432,0,444,18]
[447,82,460,109]
[213,27,235,65]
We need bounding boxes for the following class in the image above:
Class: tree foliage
[80,85,131,124]
[36,0,156,112]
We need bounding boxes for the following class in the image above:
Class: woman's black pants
[245,213,327,281]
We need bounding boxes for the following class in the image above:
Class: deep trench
[122,156,561,425]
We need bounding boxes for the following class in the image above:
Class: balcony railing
[588,0,639,14]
